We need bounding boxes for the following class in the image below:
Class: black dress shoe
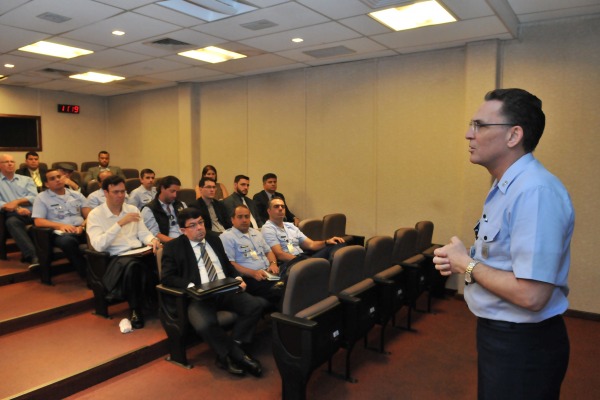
[215,355,245,376]
[235,354,262,377]
[130,309,145,329]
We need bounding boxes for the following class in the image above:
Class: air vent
[36,12,72,23]
[39,68,75,77]
[359,0,412,8]
[145,38,194,51]
[240,19,278,31]
[303,46,356,59]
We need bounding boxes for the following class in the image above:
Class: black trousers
[477,315,569,400]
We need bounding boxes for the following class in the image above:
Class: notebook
[186,277,241,299]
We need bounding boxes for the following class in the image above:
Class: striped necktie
[198,242,218,281]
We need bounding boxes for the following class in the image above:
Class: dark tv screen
[0,114,42,151]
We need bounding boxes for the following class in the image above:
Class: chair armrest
[156,284,186,297]
[271,312,318,330]
[373,276,395,286]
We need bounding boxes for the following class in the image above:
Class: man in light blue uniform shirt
[32,169,90,278]
[433,89,574,400]
[220,205,280,303]
[128,168,156,209]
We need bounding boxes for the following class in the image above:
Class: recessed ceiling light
[18,41,93,59]
[4,64,15,68]
[292,38,304,43]
[112,30,125,36]
[178,46,246,64]
[69,72,124,83]
[369,0,456,31]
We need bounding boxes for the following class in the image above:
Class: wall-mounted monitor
[0,114,42,151]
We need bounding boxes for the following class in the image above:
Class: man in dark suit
[253,173,299,226]
[222,175,263,228]
[188,177,231,233]
[16,151,47,192]
[84,150,126,186]
[161,207,263,377]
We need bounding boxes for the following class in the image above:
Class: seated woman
[195,165,229,200]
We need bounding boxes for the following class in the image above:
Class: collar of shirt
[98,201,127,219]
[495,153,535,194]
[232,226,258,240]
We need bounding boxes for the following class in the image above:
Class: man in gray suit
[84,150,125,185]
[223,175,263,229]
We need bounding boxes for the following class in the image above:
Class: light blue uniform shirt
[32,188,86,226]
[128,186,156,210]
[261,220,307,256]
[220,227,271,271]
[465,153,574,323]
[0,172,37,211]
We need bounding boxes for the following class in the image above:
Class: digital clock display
[57,104,80,114]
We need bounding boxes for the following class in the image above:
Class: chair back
[322,213,346,238]
[19,162,48,170]
[122,168,139,179]
[365,236,395,277]
[156,247,164,278]
[281,258,331,316]
[329,245,366,294]
[125,177,142,194]
[176,188,196,206]
[298,218,323,241]
[80,161,97,172]
[52,161,78,170]
[87,180,101,194]
[392,228,419,263]
[415,221,435,253]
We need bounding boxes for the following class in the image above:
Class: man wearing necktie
[161,208,263,377]
[16,151,47,192]
[188,177,231,234]
[223,175,263,229]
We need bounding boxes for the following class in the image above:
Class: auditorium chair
[364,235,406,353]
[392,227,427,330]
[176,189,196,206]
[125,177,141,194]
[122,168,139,179]
[322,213,359,245]
[86,180,100,195]
[271,258,344,400]
[31,227,87,285]
[415,220,446,299]
[51,161,78,170]
[80,161,97,172]
[328,245,379,382]
[298,218,323,241]
[84,246,113,317]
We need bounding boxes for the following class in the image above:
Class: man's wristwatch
[465,260,480,285]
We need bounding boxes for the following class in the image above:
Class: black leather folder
[186,277,241,299]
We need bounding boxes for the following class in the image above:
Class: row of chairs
[271,221,442,400]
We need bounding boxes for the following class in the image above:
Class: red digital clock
[57,104,80,114]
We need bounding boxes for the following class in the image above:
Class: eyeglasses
[469,120,515,133]
[185,221,205,229]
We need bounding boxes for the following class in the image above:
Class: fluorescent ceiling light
[69,72,124,83]
[178,46,246,63]
[158,0,256,22]
[112,30,125,36]
[4,64,15,68]
[292,38,304,43]
[18,41,93,59]
[369,0,456,31]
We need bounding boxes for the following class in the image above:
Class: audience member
[189,177,231,234]
[161,207,263,377]
[84,170,114,212]
[56,163,82,192]
[222,175,263,229]
[253,173,299,225]
[86,175,160,329]
[32,169,90,278]
[0,153,39,267]
[195,165,229,200]
[220,205,281,303]
[262,197,345,272]
[128,168,156,209]
[84,150,126,185]
[141,175,186,243]
[16,151,47,192]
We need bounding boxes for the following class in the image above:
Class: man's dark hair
[234,174,249,183]
[262,173,277,183]
[158,175,181,193]
[98,150,109,157]
[231,204,249,218]
[25,151,39,159]
[177,207,205,228]
[102,175,125,191]
[140,168,154,178]
[268,196,285,209]
[484,88,545,153]
[199,177,216,188]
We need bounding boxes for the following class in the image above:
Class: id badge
[250,250,259,260]
[287,242,295,253]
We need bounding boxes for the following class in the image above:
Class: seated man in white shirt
[128,168,157,210]
[261,197,345,275]
[86,175,160,329]
[141,175,186,243]
[32,169,90,278]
